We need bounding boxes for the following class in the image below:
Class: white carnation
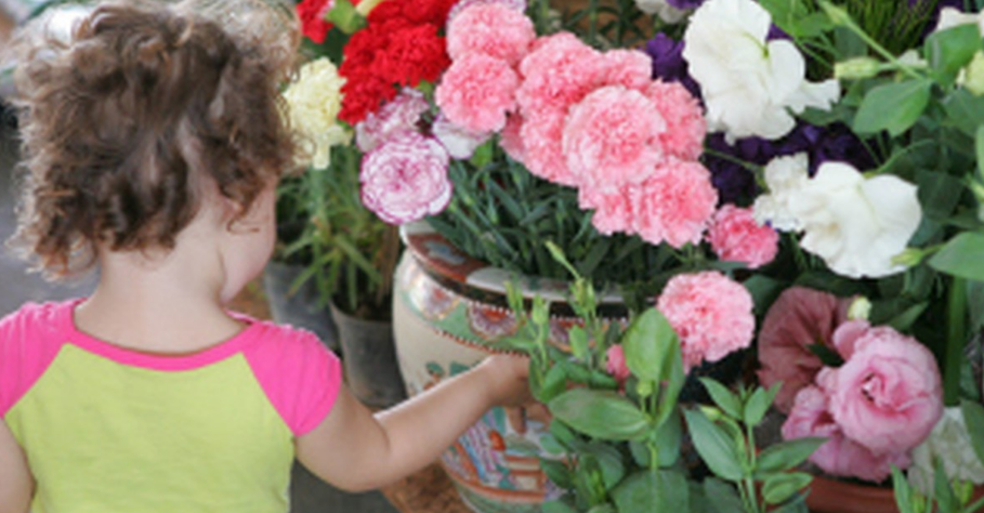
[753,153,811,231]
[283,58,350,169]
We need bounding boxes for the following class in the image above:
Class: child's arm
[0,422,33,513]
[295,353,530,492]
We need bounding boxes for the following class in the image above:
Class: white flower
[355,88,429,153]
[432,115,491,160]
[635,0,688,24]
[908,406,984,496]
[283,58,350,169]
[682,0,839,142]
[753,153,811,231]
[935,7,984,34]
[790,162,922,279]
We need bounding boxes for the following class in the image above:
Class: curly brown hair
[7,0,300,279]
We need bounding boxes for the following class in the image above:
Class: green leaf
[584,443,626,490]
[549,389,652,441]
[744,383,780,427]
[537,364,568,404]
[977,125,984,181]
[962,400,984,469]
[969,280,984,332]
[542,499,578,513]
[929,233,984,281]
[885,302,929,332]
[934,457,958,513]
[853,78,933,136]
[655,408,683,469]
[569,326,590,362]
[943,89,984,137]
[586,505,615,513]
[703,478,744,513]
[924,24,981,84]
[807,343,845,367]
[763,472,813,505]
[622,308,678,382]
[892,466,916,513]
[611,472,658,513]
[683,409,744,481]
[699,378,742,419]
[655,340,685,428]
[628,440,651,468]
[756,438,826,474]
[541,459,573,490]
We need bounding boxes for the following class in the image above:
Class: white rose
[909,406,984,496]
[753,153,811,231]
[635,0,688,24]
[790,162,922,279]
[682,0,839,142]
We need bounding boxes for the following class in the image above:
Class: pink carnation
[447,0,526,23]
[656,271,754,372]
[578,186,634,236]
[634,160,718,248]
[517,33,602,111]
[355,88,430,153]
[756,286,852,413]
[606,344,631,383]
[818,321,944,456]
[782,386,910,483]
[499,113,526,162]
[644,81,706,162]
[447,4,535,66]
[563,85,666,190]
[360,132,452,224]
[598,49,653,92]
[436,54,520,133]
[706,204,779,269]
[519,108,579,186]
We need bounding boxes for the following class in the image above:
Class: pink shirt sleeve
[0,302,68,418]
[242,322,343,437]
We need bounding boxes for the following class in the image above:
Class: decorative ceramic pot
[392,222,627,513]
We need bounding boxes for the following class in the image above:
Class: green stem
[945,277,968,407]
[829,3,924,81]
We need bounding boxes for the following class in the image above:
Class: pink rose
[656,271,755,372]
[818,321,944,456]
[606,344,631,383]
[360,132,452,224]
[782,386,910,483]
[706,204,779,269]
[756,286,852,413]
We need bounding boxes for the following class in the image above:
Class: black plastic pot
[330,302,407,410]
[262,260,340,353]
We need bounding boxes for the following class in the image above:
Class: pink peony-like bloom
[706,204,779,269]
[606,344,631,383]
[355,88,430,153]
[656,271,755,372]
[360,132,452,224]
[644,80,706,162]
[634,159,718,248]
[563,85,666,190]
[818,321,944,456]
[499,113,526,162]
[782,386,910,483]
[447,4,535,66]
[757,286,852,413]
[436,54,520,133]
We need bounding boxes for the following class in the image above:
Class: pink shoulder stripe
[243,323,343,437]
[0,301,70,417]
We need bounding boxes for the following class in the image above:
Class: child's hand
[476,353,533,409]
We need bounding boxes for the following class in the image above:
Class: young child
[0,1,530,511]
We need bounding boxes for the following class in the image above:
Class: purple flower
[360,132,453,224]
[644,34,700,99]
[665,0,704,9]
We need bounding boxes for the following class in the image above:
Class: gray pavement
[0,107,397,513]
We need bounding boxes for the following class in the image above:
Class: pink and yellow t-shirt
[0,299,343,513]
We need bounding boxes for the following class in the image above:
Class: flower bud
[327,0,367,34]
[699,405,723,422]
[959,51,984,96]
[847,296,872,321]
[835,57,881,80]
[891,247,926,268]
[819,1,852,26]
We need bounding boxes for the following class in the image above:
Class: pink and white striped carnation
[360,132,452,224]
[706,204,779,268]
[436,53,520,133]
[355,88,429,153]
[656,271,755,372]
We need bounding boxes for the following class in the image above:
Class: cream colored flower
[283,58,350,169]
[790,162,922,279]
[682,0,839,142]
[753,153,811,231]
[908,407,984,496]
[635,0,688,24]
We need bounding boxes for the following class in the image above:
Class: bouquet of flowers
[282,0,984,509]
